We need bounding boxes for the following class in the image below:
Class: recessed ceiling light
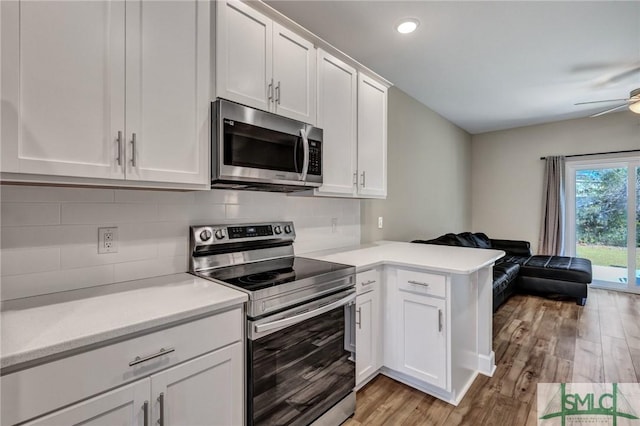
[396,18,419,34]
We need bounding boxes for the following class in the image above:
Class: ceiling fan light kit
[629,88,640,114]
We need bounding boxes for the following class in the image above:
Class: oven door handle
[254,291,356,334]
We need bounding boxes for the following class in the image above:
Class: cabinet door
[398,291,447,388]
[357,73,387,198]
[272,23,316,124]
[216,0,272,112]
[150,343,243,426]
[125,0,209,185]
[24,380,148,426]
[315,50,357,196]
[356,289,380,385]
[1,0,125,179]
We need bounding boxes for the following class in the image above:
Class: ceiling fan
[575,88,640,117]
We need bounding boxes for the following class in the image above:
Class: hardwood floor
[344,289,640,426]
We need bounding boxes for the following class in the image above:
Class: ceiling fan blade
[601,66,640,84]
[575,98,629,105]
[590,103,629,117]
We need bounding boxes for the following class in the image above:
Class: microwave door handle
[254,291,356,334]
[299,128,309,181]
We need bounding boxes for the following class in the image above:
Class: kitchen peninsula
[306,241,504,405]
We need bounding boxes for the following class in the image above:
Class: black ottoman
[515,255,593,305]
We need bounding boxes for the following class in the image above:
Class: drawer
[397,269,446,298]
[356,268,381,294]
[2,307,242,426]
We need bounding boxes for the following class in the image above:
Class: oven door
[247,289,356,426]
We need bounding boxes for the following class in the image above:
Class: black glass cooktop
[200,256,352,292]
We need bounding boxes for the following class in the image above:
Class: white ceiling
[265,1,640,134]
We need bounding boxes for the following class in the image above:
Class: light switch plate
[378,217,383,229]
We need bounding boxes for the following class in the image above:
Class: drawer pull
[408,280,430,287]
[438,309,443,332]
[129,347,175,367]
[356,307,362,329]
[361,279,376,286]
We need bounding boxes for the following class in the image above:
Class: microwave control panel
[308,140,321,175]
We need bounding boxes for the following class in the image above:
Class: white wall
[361,87,472,243]
[471,111,640,254]
[0,186,360,300]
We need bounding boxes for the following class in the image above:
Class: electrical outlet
[331,217,338,233]
[378,216,383,229]
[98,227,118,254]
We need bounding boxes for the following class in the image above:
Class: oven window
[248,306,354,426]
[224,121,303,173]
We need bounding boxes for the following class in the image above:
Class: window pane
[575,167,628,289]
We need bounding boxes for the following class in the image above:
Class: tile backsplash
[0,186,360,300]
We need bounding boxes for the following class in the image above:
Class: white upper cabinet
[272,23,316,123]
[125,0,209,185]
[1,1,126,179]
[0,0,209,187]
[216,0,316,124]
[357,73,388,198]
[315,50,358,196]
[215,0,273,112]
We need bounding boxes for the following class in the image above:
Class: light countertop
[1,273,247,370]
[304,241,505,274]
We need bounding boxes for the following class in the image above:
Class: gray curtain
[538,156,566,255]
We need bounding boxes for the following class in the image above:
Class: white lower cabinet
[355,268,382,387]
[151,343,243,426]
[24,380,149,426]
[396,290,447,389]
[4,309,244,426]
[24,344,243,426]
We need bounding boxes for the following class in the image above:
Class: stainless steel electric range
[189,222,356,426]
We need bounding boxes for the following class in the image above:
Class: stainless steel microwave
[211,99,323,192]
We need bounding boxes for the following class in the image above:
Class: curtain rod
[539,148,640,160]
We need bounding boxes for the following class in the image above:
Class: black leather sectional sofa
[412,232,593,312]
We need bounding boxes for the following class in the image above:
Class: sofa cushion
[517,255,592,283]
[493,262,520,293]
[456,232,492,249]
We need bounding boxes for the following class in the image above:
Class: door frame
[565,155,640,293]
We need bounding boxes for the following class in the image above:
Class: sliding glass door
[566,157,640,293]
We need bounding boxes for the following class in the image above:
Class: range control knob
[199,229,212,241]
[274,225,282,235]
[284,225,292,234]
[214,229,226,240]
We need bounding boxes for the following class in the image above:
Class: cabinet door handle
[353,171,358,185]
[157,393,165,426]
[360,171,366,187]
[130,133,137,167]
[268,78,274,102]
[129,347,175,367]
[438,309,443,332]
[143,401,149,426]
[361,279,376,286]
[116,131,123,166]
[408,280,430,287]
[356,307,361,329]
[275,81,281,104]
